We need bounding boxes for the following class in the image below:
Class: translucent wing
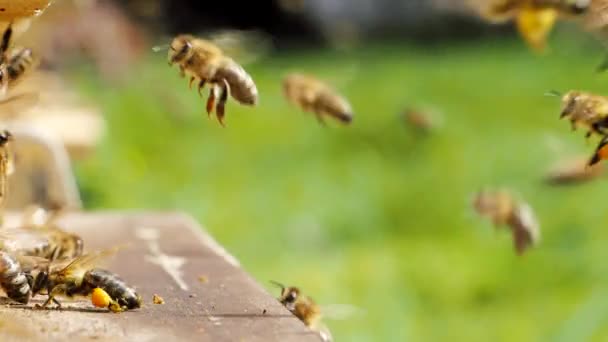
[205,29,273,65]
[15,254,50,273]
[319,304,366,321]
[56,246,124,277]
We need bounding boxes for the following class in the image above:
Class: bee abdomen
[0,252,31,304]
[216,60,258,105]
[7,48,33,83]
[84,268,141,310]
[316,93,353,124]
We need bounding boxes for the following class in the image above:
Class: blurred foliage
[71,29,608,341]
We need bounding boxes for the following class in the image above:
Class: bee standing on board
[471,0,589,52]
[554,90,608,138]
[11,205,84,261]
[26,248,142,312]
[271,281,332,342]
[167,34,258,126]
[472,189,541,255]
[283,73,353,125]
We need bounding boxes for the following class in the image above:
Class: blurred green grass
[72,31,608,341]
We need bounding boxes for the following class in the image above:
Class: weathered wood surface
[0,211,320,342]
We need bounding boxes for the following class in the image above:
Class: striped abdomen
[0,251,31,304]
[84,268,141,310]
[215,59,258,105]
[7,48,34,85]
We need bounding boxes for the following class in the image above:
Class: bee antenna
[269,280,285,291]
[544,90,562,97]
[151,44,169,53]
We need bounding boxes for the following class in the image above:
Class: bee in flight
[283,73,354,125]
[18,247,142,312]
[470,0,590,52]
[554,90,608,139]
[167,34,258,126]
[271,281,333,342]
[472,189,541,255]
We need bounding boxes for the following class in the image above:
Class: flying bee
[556,90,608,138]
[471,0,589,51]
[283,73,353,125]
[0,251,31,304]
[271,281,333,342]
[6,47,35,86]
[472,189,541,255]
[167,34,258,126]
[23,248,142,312]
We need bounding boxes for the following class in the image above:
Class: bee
[0,250,31,304]
[26,248,142,312]
[472,189,541,255]
[283,73,353,125]
[471,0,589,51]
[271,281,332,342]
[167,34,258,126]
[0,204,82,261]
[402,107,442,134]
[557,91,608,138]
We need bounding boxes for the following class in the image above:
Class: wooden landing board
[0,212,320,342]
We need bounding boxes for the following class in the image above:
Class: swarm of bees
[167,35,258,126]
[472,189,541,255]
[0,22,142,314]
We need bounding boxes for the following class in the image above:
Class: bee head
[0,130,13,145]
[560,91,581,119]
[168,35,194,65]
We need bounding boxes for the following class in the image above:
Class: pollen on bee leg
[91,287,112,309]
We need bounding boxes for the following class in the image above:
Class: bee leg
[0,22,12,58]
[198,79,207,97]
[570,120,577,131]
[206,86,216,117]
[189,76,196,89]
[216,80,230,127]
[179,66,185,78]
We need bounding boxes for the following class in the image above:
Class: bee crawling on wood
[0,204,84,261]
[271,281,332,342]
[167,34,258,126]
[23,247,143,312]
[283,73,353,125]
[472,189,541,255]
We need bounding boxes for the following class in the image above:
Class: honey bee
[471,0,589,51]
[271,281,332,342]
[0,250,31,304]
[283,73,353,125]
[168,34,258,126]
[473,189,541,255]
[25,248,142,312]
[0,204,82,261]
[555,90,608,138]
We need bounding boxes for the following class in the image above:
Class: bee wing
[0,92,39,119]
[56,246,124,277]
[204,29,273,65]
[311,321,333,342]
[15,254,50,272]
[319,304,366,321]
